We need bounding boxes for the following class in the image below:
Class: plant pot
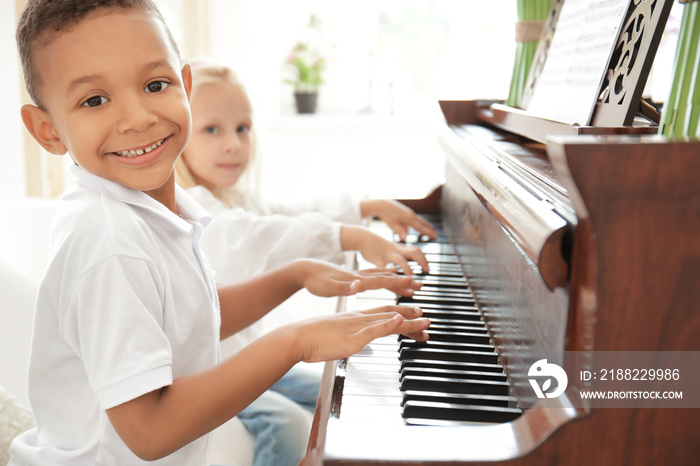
[294,91,318,114]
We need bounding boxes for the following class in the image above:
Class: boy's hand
[293,305,430,363]
[360,199,438,241]
[297,259,421,297]
[341,225,428,275]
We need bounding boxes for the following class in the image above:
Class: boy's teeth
[117,139,164,157]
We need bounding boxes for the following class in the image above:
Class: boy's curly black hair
[16,0,180,109]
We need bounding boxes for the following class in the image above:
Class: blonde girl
[176,61,438,466]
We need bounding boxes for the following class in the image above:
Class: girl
[175,61,439,466]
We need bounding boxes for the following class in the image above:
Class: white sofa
[0,197,254,466]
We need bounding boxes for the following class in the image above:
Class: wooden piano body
[304,99,700,465]
[304,1,700,463]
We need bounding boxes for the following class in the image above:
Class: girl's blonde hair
[176,59,263,210]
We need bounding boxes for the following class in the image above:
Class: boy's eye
[145,81,169,93]
[205,126,219,134]
[82,95,108,107]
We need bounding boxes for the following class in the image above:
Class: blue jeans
[237,364,320,466]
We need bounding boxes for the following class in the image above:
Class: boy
[10,1,430,464]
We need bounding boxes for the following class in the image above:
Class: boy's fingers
[354,314,404,342]
[396,313,431,340]
[408,214,438,238]
[401,246,429,272]
[391,223,408,241]
[389,254,412,277]
[355,313,430,342]
[348,279,362,294]
[357,266,397,276]
[379,277,419,296]
[347,273,422,297]
[414,217,438,239]
[360,305,424,319]
[313,278,366,297]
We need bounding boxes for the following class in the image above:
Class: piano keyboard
[339,219,521,426]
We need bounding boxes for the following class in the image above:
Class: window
[200,0,518,118]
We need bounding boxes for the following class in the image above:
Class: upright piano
[304,1,700,464]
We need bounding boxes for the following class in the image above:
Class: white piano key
[343,380,402,397]
[341,394,402,407]
[346,363,399,378]
[339,402,404,424]
[348,355,401,366]
[347,360,400,372]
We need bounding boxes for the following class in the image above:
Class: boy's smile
[23,7,191,210]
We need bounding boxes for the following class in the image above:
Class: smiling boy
[10,1,429,465]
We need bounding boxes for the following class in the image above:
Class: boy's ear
[20,104,67,155]
[181,63,192,100]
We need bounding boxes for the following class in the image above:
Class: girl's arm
[201,208,348,284]
[105,305,429,461]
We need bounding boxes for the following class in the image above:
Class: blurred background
[0,0,682,203]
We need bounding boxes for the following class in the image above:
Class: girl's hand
[292,305,430,363]
[297,259,421,297]
[361,199,438,241]
[341,225,429,275]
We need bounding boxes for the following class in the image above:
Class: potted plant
[285,16,325,113]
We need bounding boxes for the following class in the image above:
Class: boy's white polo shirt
[10,166,220,466]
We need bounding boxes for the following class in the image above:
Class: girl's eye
[145,81,169,93]
[237,125,250,134]
[205,126,219,134]
[82,95,108,107]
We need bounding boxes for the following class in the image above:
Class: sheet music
[526,0,630,125]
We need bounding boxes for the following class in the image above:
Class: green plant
[285,15,325,93]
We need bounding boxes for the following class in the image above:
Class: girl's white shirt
[186,185,364,355]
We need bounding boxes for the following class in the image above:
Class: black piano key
[398,295,476,306]
[399,330,490,344]
[415,284,472,293]
[410,289,474,300]
[407,302,480,312]
[400,367,508,383]
[400,375,511,396]
[417,310,483,322]
[402,390,517,408]
[399,347,499,364]
[399,340,495,353]
[411,277,469,288]
[420,322,488,333]
[419,330,491,344]
[414,261,462,271]
[407,292,472,301]
[422,253,460,264]
[401,359,505,373]
[405,265,465,277]
[403,400,522,423]
[417,284,471,293]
